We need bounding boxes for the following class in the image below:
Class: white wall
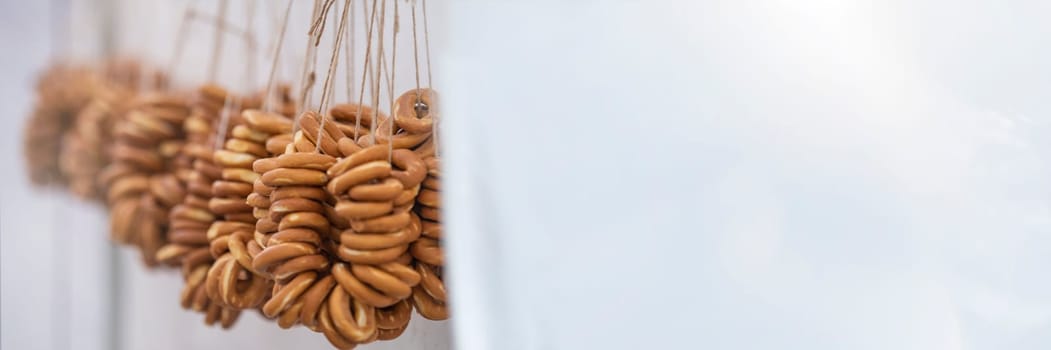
[440,1,1051,349]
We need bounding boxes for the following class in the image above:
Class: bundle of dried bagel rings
[21,0,448,347]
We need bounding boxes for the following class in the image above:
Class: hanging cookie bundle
[100,93,192,266]
[21,0,448,348]
[24,64,98,187]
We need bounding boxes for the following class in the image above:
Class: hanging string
[316,0,350,115]
[343,0,356,103]
[214,94,240,150]
[207,0,229,82]
[166,1,195,83]
[386,0,399,159]
[262,0,294,113]
[421,0,437,157]
[293,0,325,133]
[314,0,353,153]
[369,0,387,146]
[410,0,421,100]
[243,0,257,92]
[353,0,380,140]
[309,0,337,45]
[422,0,432,88]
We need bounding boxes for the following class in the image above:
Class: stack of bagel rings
[99,93,191,267]
[24,62,450,347]
[205,107,294,313]
[157,84,245,328]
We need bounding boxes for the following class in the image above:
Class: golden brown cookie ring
[340,217,420,250]
[217,254,270,309]
[199,83,229,102]
[127,110,178,138]
[246,192,271,208]
[206,221,254,241]
[263,271,317,318]
[180,265,209,308]
[266,134,293,155]
[330,103,379,128]
[226,231,259,274]
[213,150,258,169]
[293,132,318,152]
[350,263,420,302]
[209,235,232,258]
[299,275,337,329]
[180,248,214,278]
[225,138,269,158]
[348,178,403,202]
[242,109,293,135]
[252,242,318,272]
[317,302,360,350]
[332,263,397,307]
[328,282,379,343]
[424,157,440,177]
[149,174,185,207]
[267,228,322,246]
[107,175,149,202]
[261,168,328,187]
[326,161,392,196]
[413,137,436,158]
[208,197,252,215]
[274,152,337,171]
[194,159,224,180]
[299,113,346,156]
[278,212,330,232]
[337,244,408,266]
[411,285,449,321]
[420,220,442,239]
[270,254,329,281]
[416,263,447,301]
[350,212,411,233]
[335,201,394,220]
[270,198,326,221]
[156,244,194,265]
[411,237,444,266]
[270,186,328,203]
[111,143,164,171]
[221,168,260,184]
[169,229,209,245]
[171,206,204,225]
[252,158,279,174]
[390,149,427,189]
[232,124,270,143]
[276,301,305,329]
[393,186,420,207]
[417,189,440,208]
[393,88,437,134]
[377,325,408,341]
[376,299,412,330]
[418,206,441,221]
[212,180,253,197]
[255,217,279,234]
[338,138,362,158]
[328,145,391,177]
[226,212,258,224]
[252,177,274,196]
[337,230,415,254]
[358,129,430,150]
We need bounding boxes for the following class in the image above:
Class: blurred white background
[3,0,1051,350]
[440,1,1051,349]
